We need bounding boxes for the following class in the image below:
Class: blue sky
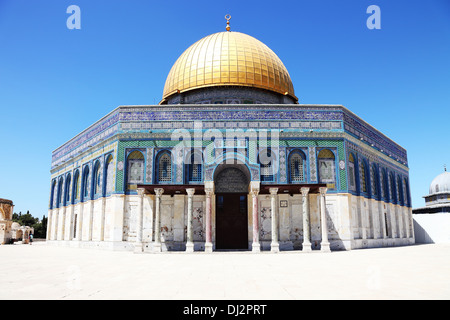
[0,0,449,217]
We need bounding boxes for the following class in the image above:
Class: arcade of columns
[134,186,331,253]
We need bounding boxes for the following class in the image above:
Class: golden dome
[160,31,297,103]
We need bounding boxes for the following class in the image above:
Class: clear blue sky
[0,0,449,217]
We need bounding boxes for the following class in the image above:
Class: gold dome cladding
[161,31,297,103]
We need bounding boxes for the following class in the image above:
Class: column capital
[319,187,328,196]
[137,188,146,197]
[186,188,195,197]
[205,188,214,197]
[154,188,164,197]
[250,188,259,197]
[300,187,310,196]
[269,188,278,195]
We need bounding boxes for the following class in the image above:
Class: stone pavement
[1,242,449,300]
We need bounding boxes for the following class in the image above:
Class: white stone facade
[46,188,414,252]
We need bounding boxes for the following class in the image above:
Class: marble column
[153,188,164,252]
[185,188,195,253]
[319,187,331,252]
[100,197,106,241]
[270,188,279,253]
[134,188,145,253]
[205,189,213,253]
[251,188,260,253]
[76,205,84,242]
[301,187,312,252]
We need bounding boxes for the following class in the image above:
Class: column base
[252,242,261,253]
[302,242,312,252]
[153,242,162,253]
[321,242,331,253]
[270,242,279,253]
[133,242,144,254]
[185,242,194,253]
[205,242,213,253]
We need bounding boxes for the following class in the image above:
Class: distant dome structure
[414,166,450,214]
[413,166,450,244]
[429,170,450,194]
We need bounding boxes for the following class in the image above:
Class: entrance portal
[216,193,248,249]
[214,165,250,250]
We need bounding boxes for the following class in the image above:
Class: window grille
[82,169,90,199]
[289,153,304,182]
[65,175,71,204]
[348,154,356,191]
[94,163,101,195]
[360,162,367,193]
[158,153,172,183]
[371,165,378,197]
[74,171,80,200]
[127,151,144,184]
[105,156,114,194]
[318,149,335,185]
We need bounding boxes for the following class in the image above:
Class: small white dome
[429,171,450,194]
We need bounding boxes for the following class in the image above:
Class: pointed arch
[72,169,80,203]
[93,160,102,197]
[348,153,356,191]
[359,160,367,193]
[50,180,57,209]
[64,173,71,206]
[288,149,306,183]
[185,149,203,183]
[318,148,336,187]
[104,154,114,195]
[155,150,172,184]
[127,150,145,186]
[81,165,90,202]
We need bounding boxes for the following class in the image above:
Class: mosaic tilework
[51,105,408,171]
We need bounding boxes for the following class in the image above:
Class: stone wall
[46,191,414,252]
[0,199,14,244]
[413,213,450,244]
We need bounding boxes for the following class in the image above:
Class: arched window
[156,151,172,184]
[404,178,410,206]
[185,151,203,183]
[390,173,397,204]
[371,164,378,199]
[93,161,101,197]
[50,180,56,209]
[359,161,367,193]
[81,166,90,201]
[259,148,276,182]
[127,150,145,186]
[318,149,336,187]
[73,169,80,202]
[289,150,306,183]
[64,174,71,206]
[57,177,64,208]
[397,176,404,206]
[380,168,386,199]
[348,153,356,191]
[104,155,114,195]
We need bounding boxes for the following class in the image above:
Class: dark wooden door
[216,193,248,249]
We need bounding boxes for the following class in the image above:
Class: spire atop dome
[225,14,231,31]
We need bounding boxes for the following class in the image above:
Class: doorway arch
[214,164,250,249]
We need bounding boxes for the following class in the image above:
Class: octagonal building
[47,22,414,252]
